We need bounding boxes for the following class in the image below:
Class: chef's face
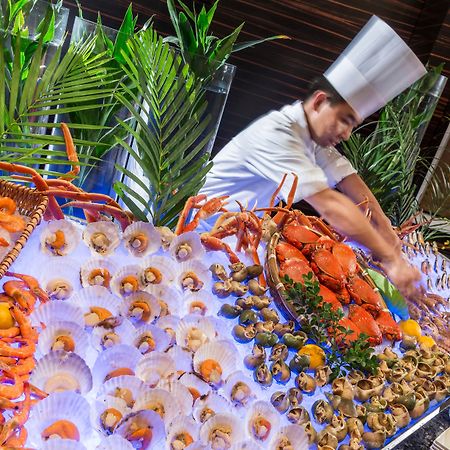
[307,92,361,147]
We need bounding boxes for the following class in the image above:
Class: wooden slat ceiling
[66,0,449,159]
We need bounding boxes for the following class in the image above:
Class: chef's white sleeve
[315,146,357,187]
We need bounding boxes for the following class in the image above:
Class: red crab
[376,310,402,341]
[348,305,382,346]
[347,276,383,316]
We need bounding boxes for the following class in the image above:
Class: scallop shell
[98,375,146,409]
[269,424,309,450]
[132,324,171,355]
[223,370,261,408]
[27,391,91,446]
[167,345,194,374]
[176,315,217,352]
[155,315,181,347]
[40,219,81,256]
[199,413,245,448]
[157,226,176,251]
[80,257,118,290]
[193,392,232,424]
[158,380,196,416]
[145,284,184,317]
[40,258,81,301]
[96,435,134,450]
[91,317,135,352]
[115,410,165,448]
[38,320,90,358]
[193,340,238,386]
[71,286,122,328]
[177,260,210,292]
[141,255,178,287]
[123,221,161,257]
[166,416,200,450]
[83,221,121,256]
[246,401,280,445]
[133,388,178,425]
[92,344,143,387]
[122,291,161,324]
[94,395,130,435]
[135,351,176,387]
[178,372,213,403]
[30,301,84,329]
[183,290,217,317]
[30,350,92,395]
[111,264,143,298]
[41,441,87,450]
[170,231,206,263]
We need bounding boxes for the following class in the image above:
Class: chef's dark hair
[305,75,345,105]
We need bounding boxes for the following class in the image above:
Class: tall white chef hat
[324,16,427,120]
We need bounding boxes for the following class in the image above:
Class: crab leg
[58,123,80,182]
[39,190,121,210]
[175,194,207,235]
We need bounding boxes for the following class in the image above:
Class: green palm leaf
[113,27,213,228]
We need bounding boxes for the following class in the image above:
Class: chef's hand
[379,253,424,301]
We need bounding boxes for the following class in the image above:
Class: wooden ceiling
[65,0,450,159]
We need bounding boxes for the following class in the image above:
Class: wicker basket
[0,180,48,279]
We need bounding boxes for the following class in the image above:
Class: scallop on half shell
[82,221,121,256]
[40,219,80,256]
[123,221,161,257]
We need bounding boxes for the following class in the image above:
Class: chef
[200,16,427,300]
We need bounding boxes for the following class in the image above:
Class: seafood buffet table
[0,214,449,450]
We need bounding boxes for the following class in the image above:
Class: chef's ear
[311,90,329,111]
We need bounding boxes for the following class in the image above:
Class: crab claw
[375,310,402,341]
[348,305,382,346]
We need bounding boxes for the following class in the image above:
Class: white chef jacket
[200,101,356,212]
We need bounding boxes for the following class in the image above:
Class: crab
[347,277,383,316]
[375,310,402,341]
[348,304,382,346]
[309,248,347,292]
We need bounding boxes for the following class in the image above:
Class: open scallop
[92,317,135,352]
[156,315,181,347]
[97,375,146,409]
[178,372,212,404]
[30,350,92,395]
[193,392,232,424]
[246,401,280,446]
[170,231,205,263]
[158,380,197,416]
[40,258,81,301]
[268,424,309,450]
[122,291,161,325]
[94,395,131,436]
[80,257,118,290]
[123,221,161,257]
[30,301,84,329]
[145,284,184,318]
[40,219,81,256]
[167,345,194,375]
[176,315,216,352]
[27,391,91,446]
[132,388,178,426]
[199,413,245,449]
[38,320,90,358]
[135,351,176,387]
[166,416,200,450]
[132,324,171,355]
[223,371,261,409]
[183,290,216,317]
[111,264,143,298]
[141,255,178,287]
[96,435,134,450]
[116,410,165,449]
[193,340,237,387]
[82,221,121,256]
[92,344,142,387]
[177,260,210,292]
[71,286,122,328]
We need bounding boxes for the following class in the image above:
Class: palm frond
[113,27,213,228]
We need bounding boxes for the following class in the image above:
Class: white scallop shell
[30,350,92,395]
[158,380,196,416]
[175,315,216,352]
[97,375,146,409]
[91,317,135,352]
[38,320,90,358]
[41,441,87,450]
[121,291,161,325]
[27,391,91,446]
[111,264,143,298]
[157,226,176,251]
[141,255,178,287]
[94,394,131,435]
[178,372,212,403]
[167,345,193,374]
[39,258,81,301]
[166,416,200,450]
[193,340,237,386]
[177,260,210,292]
[80,257,118,290]
[199,413,245,448]
[183,290,216,317]
[246,401,280,446]
[170,231,205,263]
[83,221,121,256]
[40,219,81,256]
[30,301,84,329]
[92,344,142,388]
[268,424,309,450]
[223,371,261,409]
[132,388,178,425]
[115,410,165,448]
[193,392,232,424]
[96,435,135,450]
[145,284,184,317]
[123,221,161,257]
[135,352,176,387]
[132,324,171,355]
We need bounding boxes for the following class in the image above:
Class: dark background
[64,0,449,161]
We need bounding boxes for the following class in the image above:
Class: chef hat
[324,16,426,120]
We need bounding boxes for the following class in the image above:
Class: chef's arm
[336,173,402,254]
[304,187,421,299]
